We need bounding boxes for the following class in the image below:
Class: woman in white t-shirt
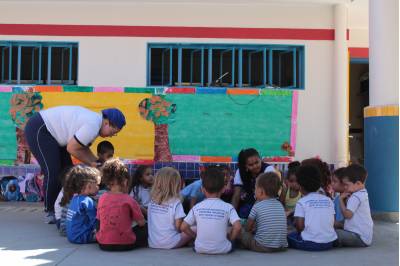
[147,167,193,249]
[24,106,126,224]
[231,148,275,218]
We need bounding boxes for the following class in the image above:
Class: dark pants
[24,112,72,212]
[98,226,148,251]
[287,232,334,251]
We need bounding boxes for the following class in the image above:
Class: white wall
[348,0,369,47]
[0,1,343,163]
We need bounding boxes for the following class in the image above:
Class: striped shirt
[248,198,288,248]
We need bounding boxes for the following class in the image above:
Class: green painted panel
[166,93,293,157]
[124,87,156,94]
[0,93,17,161]
[63,86,93,92]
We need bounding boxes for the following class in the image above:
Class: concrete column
[333,3,349,167]
[365,0,399,220]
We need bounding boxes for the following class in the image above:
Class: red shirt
[96,192,143,245]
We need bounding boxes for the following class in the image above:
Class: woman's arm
[67,138,98,166]
[231,186,241,210]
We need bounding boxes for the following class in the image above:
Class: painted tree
[138,95,176,162]
[9,91,43,164]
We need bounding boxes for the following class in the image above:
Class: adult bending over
[25,106,126,223]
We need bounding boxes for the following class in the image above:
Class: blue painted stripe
[196,87,227,94]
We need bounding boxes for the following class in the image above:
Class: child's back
[66,195,97,244]
[148,197,185,248]
[185,198,239,254]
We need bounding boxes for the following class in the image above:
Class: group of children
[52,143,373,254]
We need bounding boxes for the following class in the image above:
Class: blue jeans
[287,232,334,251]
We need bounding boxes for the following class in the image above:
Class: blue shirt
[66,195,97,244]
[180,180,205,202]
[334,195,344,222]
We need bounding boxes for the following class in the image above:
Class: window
[0,41,78,85]
[148,43,304,89]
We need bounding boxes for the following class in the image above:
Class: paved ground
[0,202,398,266]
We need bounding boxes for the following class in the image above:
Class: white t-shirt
[233,165,275,186]
[344,189,373,245]
[40,106,102,147]
[184,198,240,254]
[294,192,337,243]
[54,189,64,220]
[148,198,185,249]
[130,185,151,208]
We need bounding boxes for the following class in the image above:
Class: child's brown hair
[256,172,282,197]
[61,165,100,206]
[101,159,130,189]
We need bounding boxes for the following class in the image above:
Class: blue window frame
[0,41,78,85]
[147,43,304,89]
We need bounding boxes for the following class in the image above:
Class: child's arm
[279,185,287,206]
[229,220,242,241]
[339,192,354,219]
[175,218,183,232]
[294,217,305,232]
[231,187,241,210]
[189,197,197,209]
[334,221,344,229]
[180,221,196,238]
[245,218,255,232]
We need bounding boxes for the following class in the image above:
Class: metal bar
[161,49,165,86]
[47,46,52,84]
[293,48,297,87]
[178,47,182,86]
[220,50,223,80]
[208,48,212,86]
[169,47,172,86]
[8,44,12,83]
[238,48,242,87]
[31,48,35,81]
[1,47,5,82]
[201,48,204,86]
[147,47,151,86]
[231,48,235,87]
[263,48,267,86]
[268,49,273,85]
[69,46,72,82]
[248,53,251,86]
[38,45,42,84]
[61,48,64,83]
[190,50,193,84]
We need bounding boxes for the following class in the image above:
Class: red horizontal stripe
[0,24,335,40]
[166,87,196,94]
[349,47,369,58]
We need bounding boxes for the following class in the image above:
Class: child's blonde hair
[151,167,181,204]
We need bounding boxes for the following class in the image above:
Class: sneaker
[44,212,56,224]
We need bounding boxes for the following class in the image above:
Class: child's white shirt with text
[294,192,337,243]
[184,198,240,254]
[147,198,185,249]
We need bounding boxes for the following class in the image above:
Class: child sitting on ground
[220,165,234,203]
[56,167,82,236]
[279,161,301,216]
[241,172,288,253]
[181,165,241,254]
[129,165,154,217]
[54,167,73,232]
[287,165,337,251]
[180,173,205,211]
[96,159,147,251]
[148,167,193,249]
[335,164,373,247]
[331,167,346,229]
[66,166,101,244]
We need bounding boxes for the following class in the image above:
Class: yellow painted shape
[41,92,154,160]
[364,105,399,117]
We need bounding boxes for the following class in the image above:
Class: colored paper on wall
[0,93,17,161]
[41,92,154,160]
[166,93,293,157]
